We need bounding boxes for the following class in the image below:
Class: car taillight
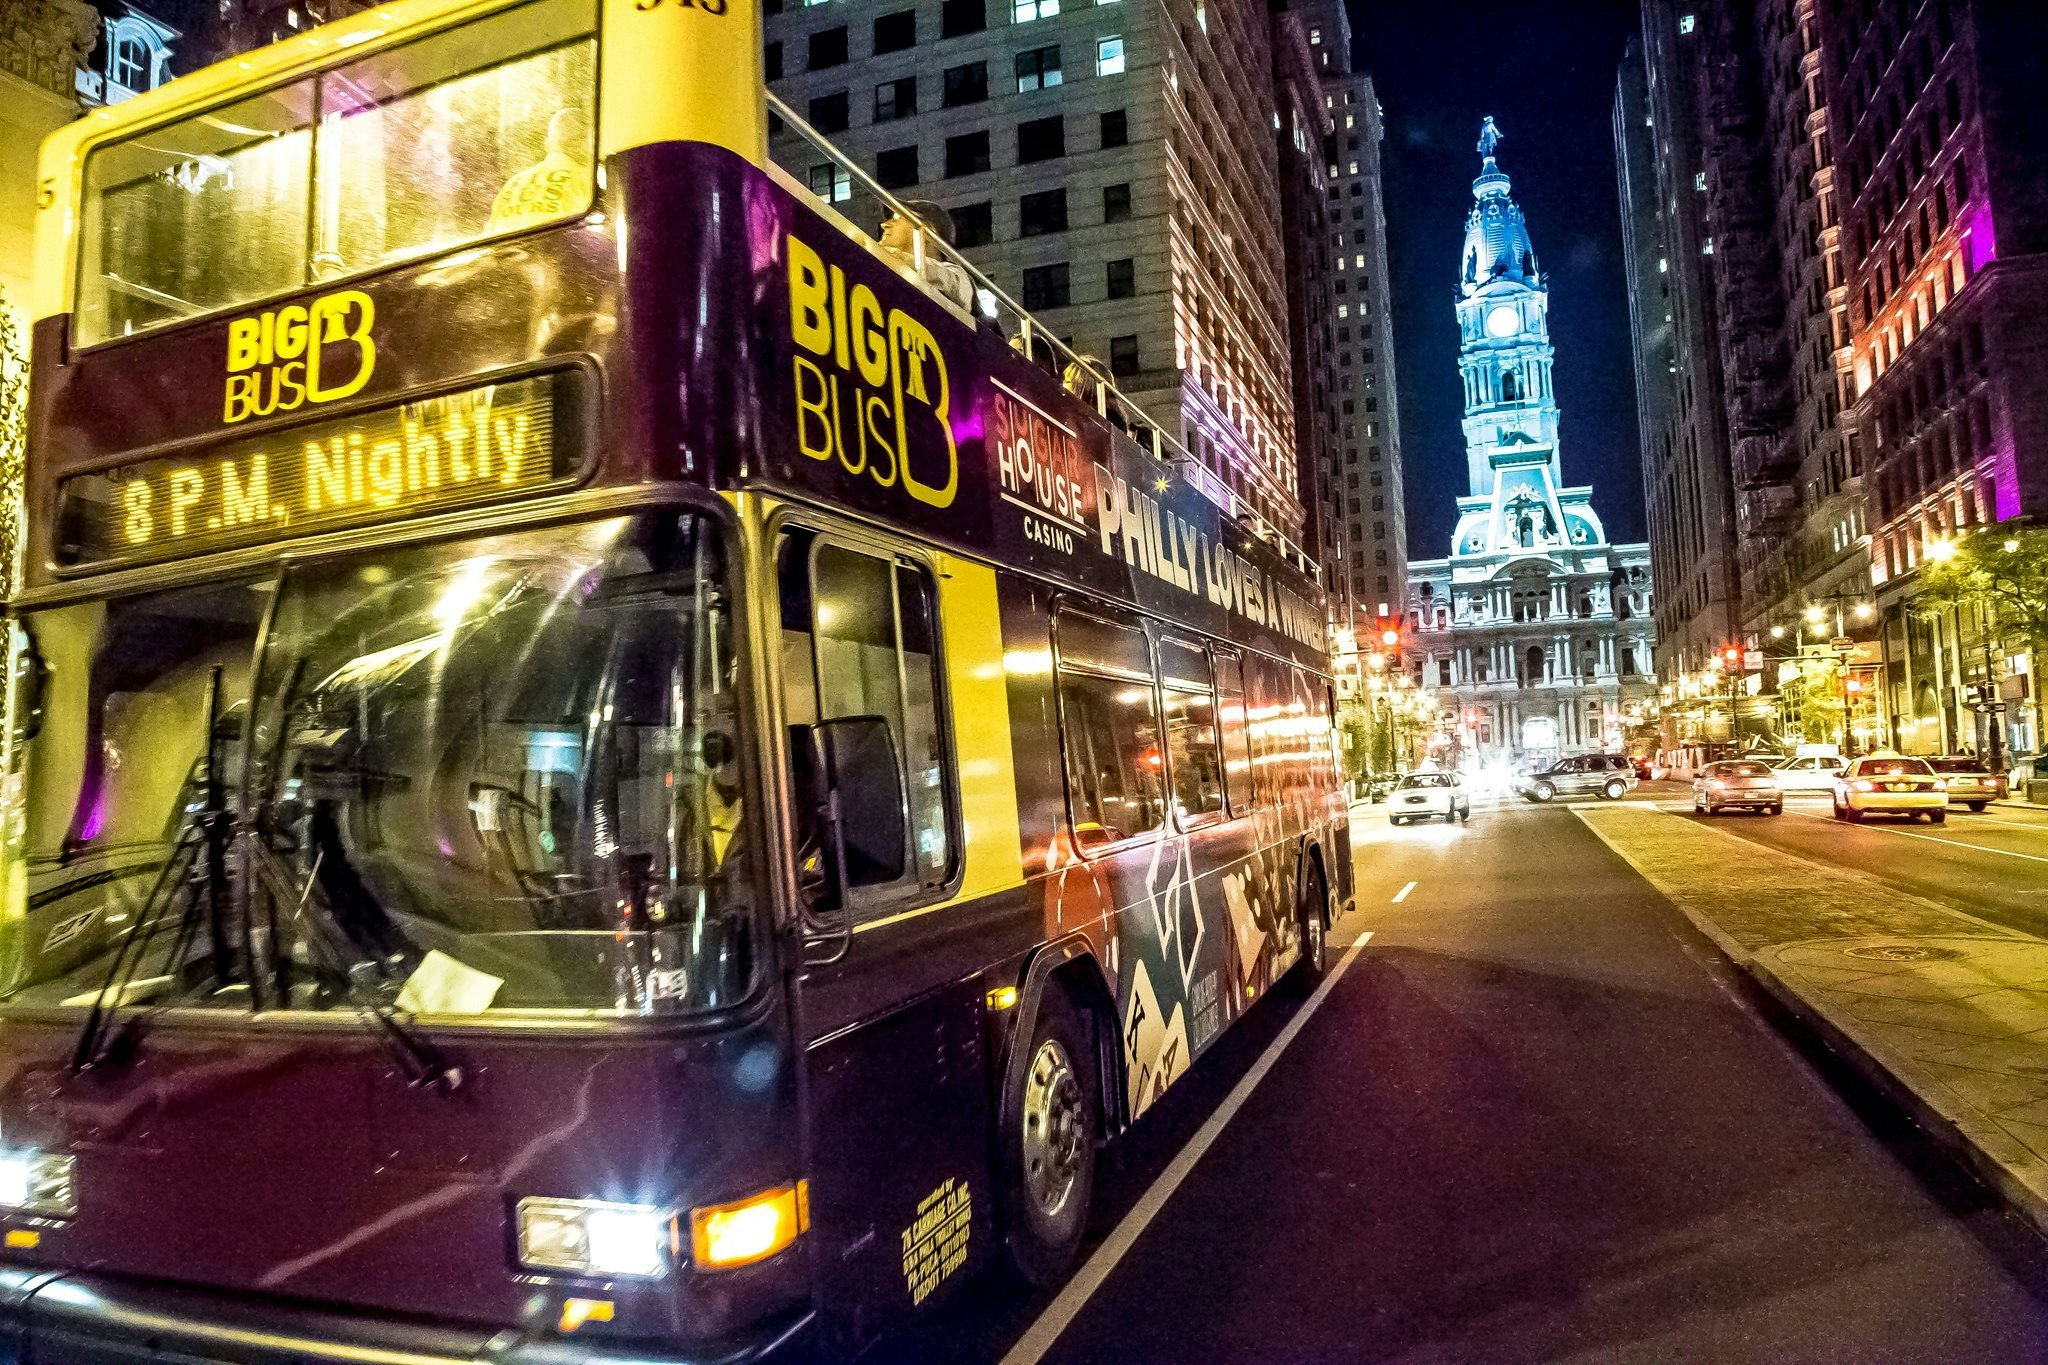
[1851,779,1875,792]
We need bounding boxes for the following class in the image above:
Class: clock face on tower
[1485,304,1519,338]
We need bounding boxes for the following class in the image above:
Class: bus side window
[1213,651,1254,816]
[779,532,956,903]
[1053,608,1164,850]
[1157,638,1224,829]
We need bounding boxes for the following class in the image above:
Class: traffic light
[1844,676,1865,695]
[1720,645,1742,671]
[1374,617,1403,669]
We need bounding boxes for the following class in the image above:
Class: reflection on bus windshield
[3,513,755,1018]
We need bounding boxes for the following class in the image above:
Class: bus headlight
[0,1149,75,1219]
[516,1198,674,1279]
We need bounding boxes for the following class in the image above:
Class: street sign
[1829,636,1854,652]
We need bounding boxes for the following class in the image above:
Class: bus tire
[1000,988,1096,1289]
[1286,855,1331,995]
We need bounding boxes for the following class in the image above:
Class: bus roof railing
[763,92,1322,588]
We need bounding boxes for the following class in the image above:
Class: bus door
[767,517,1019,1337]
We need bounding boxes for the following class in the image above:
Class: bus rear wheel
[1288,859,1330,994]
[1001,990,1096,1289]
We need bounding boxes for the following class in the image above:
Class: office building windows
[942,61,988,106]
[1019,187,1068,236]
[872,8,915,53]
[875,144,920,190]
[1017,115,1065,162]
[807,90,849,133]
[874,76,916,121]
[1021,262,1071,309]
[808,25,847,70]
[945,130,991,177]
[1016,44,1062,91]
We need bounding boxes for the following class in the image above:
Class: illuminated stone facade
[1408,122,1657,762]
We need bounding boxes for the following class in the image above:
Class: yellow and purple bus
[0,0,1352,1357]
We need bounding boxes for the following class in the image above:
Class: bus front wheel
[1001,990,1097,1288]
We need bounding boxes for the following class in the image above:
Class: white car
[1389,771,1470,826]
[1771,754,1847,794]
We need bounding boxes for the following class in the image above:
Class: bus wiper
[73,667,240,1072]
[250,841,462,1093]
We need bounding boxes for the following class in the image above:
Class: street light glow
[1803,605,1825,624]
[1769,624,1785,638]
[1926,537,1958,562]
[2005,539,2021,553]
[1853,603,1874,620]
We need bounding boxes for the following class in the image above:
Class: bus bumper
[0,1265,813,1365]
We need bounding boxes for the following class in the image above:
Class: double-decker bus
[0,0,1353,1357]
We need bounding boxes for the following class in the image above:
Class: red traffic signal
[1844,677,1865,695]
[1720,645,1742,669]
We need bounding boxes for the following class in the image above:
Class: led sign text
[60,375,564,568]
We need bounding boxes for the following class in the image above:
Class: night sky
[1345,0,1648,557]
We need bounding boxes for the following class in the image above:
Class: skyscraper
[762,0,1311,544]
[1294,0,1407,631]
[1614,28,1741,684]
[1408,121,1656,762]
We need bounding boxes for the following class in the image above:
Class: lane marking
[1782,808,2048,864]
[1391,880,1417,903]
[999,934,1371,1365]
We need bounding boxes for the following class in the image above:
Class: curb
[1659,898,2048,1243]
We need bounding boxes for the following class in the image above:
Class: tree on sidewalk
[1917,521,2048,702]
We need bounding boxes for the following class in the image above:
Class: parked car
[1925,755,2006,810]
[1832,754,1947,822]
[1771,753,1848,794]
[1516,754,1637,803]
[1389,771,1470,826]
[1692,759,1783,815]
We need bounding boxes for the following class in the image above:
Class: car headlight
[1932,779,1947,791]
[516,1198,676,1279]
[0,1150,75,1219]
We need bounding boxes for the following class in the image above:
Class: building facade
[1294,1,1407,632]
[1409,122,1657,764]
[1267,1,1348,610]
[1620,0,1878,756]
[1828,0,2048,758]
[762,0,1311,542]
[1615,18,1756,687]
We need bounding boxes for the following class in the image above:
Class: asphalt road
[883,789,2048,1363]
[1659,782,2048,938]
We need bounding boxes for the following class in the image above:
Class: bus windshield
[3,512,757,1019]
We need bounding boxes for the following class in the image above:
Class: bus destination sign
[57,373,576,569]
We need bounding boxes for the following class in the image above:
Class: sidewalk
[1579,805,2048,1238]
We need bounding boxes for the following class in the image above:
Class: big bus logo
[786,233,958,509]
[222,289,377,425]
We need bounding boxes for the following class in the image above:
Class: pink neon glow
[1961,205,1998,274]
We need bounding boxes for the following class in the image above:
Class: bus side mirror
[794,716,907,925]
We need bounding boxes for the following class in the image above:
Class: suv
[1516,754,1637,803]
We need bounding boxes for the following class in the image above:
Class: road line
[999,934,1371,1365]
[1783,809,2048,864]
[1392,880,1417,903]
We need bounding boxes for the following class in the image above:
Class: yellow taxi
[1831,753,1949,824]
